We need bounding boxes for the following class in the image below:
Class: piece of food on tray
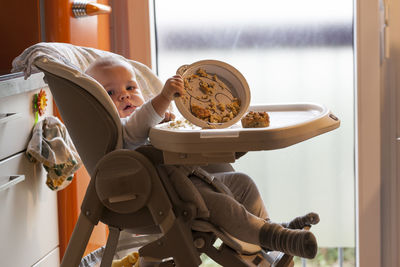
[165,119,198,130]
[181,68,241,125]
[241,111,270,128]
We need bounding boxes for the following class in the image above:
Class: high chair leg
[61,213,95,267]
[139,217,201,267]
[100,226,121,267]
[274,254,294,267]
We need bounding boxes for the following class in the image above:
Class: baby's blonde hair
[85,56,135,77]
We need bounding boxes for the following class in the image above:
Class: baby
[85,56,319,259]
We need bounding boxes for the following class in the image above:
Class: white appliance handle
[0,175,25,191]
[0,113,22,125]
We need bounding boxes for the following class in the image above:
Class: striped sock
[259,223,318,259]
[282,212,320,229]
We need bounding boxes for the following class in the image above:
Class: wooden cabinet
[0,0,111,75]
[0,1,42,75]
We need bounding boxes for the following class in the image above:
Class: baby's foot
[283,212,320,229]
[259,223,318,259]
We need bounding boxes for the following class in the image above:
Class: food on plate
[241,111,270,128]
[181,68,241,125]
[191,104,211,119]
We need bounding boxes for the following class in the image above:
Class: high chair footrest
[193,232,249,267]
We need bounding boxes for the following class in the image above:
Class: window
[154,0,355,265]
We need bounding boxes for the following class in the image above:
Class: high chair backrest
[40,64,121,174]
[12,42,164,175]
[35,58,123,175]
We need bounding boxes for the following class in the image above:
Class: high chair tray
[149,103,340,164]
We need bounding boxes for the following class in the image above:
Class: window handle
[72,1,111,18]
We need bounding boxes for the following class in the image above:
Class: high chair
[34,57,294,267]
[14,43,339,267]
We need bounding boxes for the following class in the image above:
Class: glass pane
[154,0,354,261]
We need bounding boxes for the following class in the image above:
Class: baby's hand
[160,112,176,123]
[161,75,184,101]
[152,76,183,118]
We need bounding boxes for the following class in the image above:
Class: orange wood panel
[53,105,80,258]
[76,166,109,256]
[57,179,79,257]
[44,0,110,50]
[44,0,111,260]
[43,0,71,43]
[0,0,42,75]
[97,0,111,51]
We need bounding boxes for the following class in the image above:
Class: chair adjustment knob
[194,238,205,249]
[95,153,152,214]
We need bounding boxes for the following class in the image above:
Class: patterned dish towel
[27,116,82,191]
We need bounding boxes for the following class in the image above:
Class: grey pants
[190,171,268,245]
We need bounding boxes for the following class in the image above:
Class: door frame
[109,0,155,68]
[355,0,382,265]
[355,0,400,265]
[377,0,400,266]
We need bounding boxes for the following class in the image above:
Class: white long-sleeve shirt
[121,100,163,150]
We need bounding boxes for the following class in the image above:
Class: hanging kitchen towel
[26,116,82,191]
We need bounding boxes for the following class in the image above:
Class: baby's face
[90,62,145,118]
